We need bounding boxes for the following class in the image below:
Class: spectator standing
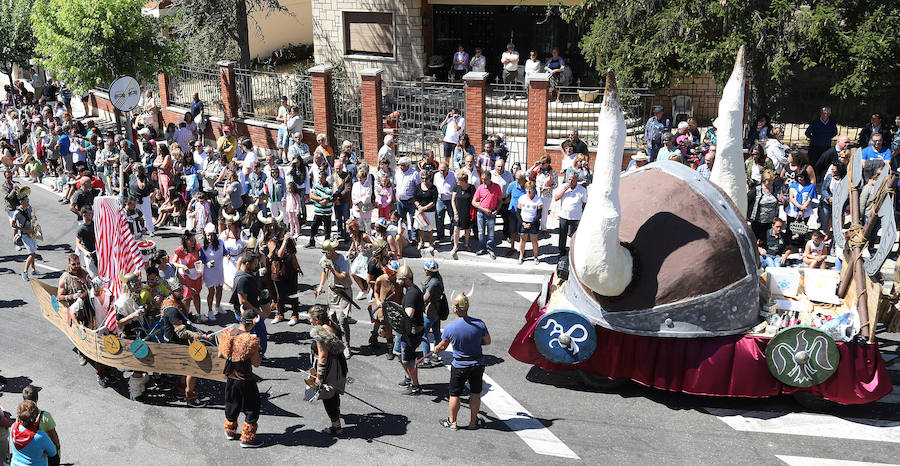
[553,173,588,256]
[545,48,566,102]
[530,155,557,234]
[350,162,374,235]
[263,165,286,219]
[190,92,205,136]
[452,134,476,169]
[451,45,469,81]
[746,169,779,242]
[216,126,237,163]
[333,161,353,241]
[275,98,290,161]
[394,157,420,243]
[21,386,60,466]
[469,47,486,73]
[506,171,527,259]
[476,140,497,175]
[500,43,520,99]
[413,171,438,252]
[314,134,334,166]
[8,401,57,466]
[307,171,335,247]
[644,106,665,161]
[472,170,502,259]
[450,170,475,259]
[288,131,310,163]
[858,112,892,148]
[517,180,542,264]
[433,162,457,244]
[439,108,465,163]
[173,120,193,153]
[524,51,541,87]
[491,159,514,253]
[378,135,395,172]
[765,127,788,174]
[805,107,838,166]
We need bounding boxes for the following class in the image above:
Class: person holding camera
[440,108,466,164]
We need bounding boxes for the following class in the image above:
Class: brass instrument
[31,209,42,240]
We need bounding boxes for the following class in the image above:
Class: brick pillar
[463,72,489,146]
[527,73,550,166]
[158,72,170,108]
[309,65,335,149]
[218,60,238,124]
[360,68,383,165]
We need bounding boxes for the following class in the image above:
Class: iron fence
[382,80,466,163]
[552,85,652,150]
[234,68,313,123]
[331,75,363,156]
[168,65,223,117]
[485,83,529,167]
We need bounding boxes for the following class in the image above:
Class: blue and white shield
[534,310,597,365]
[131,339,150,360]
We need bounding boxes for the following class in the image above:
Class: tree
[0,0,35,85]
[566,0,900,117]
[31,0,180,93]
[171,0,290,68]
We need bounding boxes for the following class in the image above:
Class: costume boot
[224,419,239,440]
[240,422,258,443]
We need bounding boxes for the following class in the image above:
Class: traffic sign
[109,76,141,112]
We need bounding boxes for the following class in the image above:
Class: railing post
[463,71,489,146]
[218,61,238,124]
[527,73,550,168]
[158,72,170,108]
[309,65,336,150]
[360,68,384,165]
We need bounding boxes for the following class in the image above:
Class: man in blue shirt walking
[433,290,490,430]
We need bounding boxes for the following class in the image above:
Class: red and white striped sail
[94,196,144,333]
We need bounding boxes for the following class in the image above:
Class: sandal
[439,417,458,431]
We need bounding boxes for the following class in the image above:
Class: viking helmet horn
[708,45,748,215]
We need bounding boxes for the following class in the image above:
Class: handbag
[789,219,809,236]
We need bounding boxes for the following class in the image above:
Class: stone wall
[311,0,425,82]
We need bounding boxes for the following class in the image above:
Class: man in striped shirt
[306,171,335,248]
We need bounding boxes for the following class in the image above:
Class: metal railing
[234,68,313,123]
[168,65,223,117]
[382,80,466,163]
[485,83,530,167]
[331,75,363,155]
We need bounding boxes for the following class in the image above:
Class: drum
[137,240,157,261]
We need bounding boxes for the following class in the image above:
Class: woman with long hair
[309,304,349,436]
[154,143,174,198]
[171,230,205,320]
[270,235,303,326]
[452,133,476,170]
[201,223,226,317]
[517,181,542,264]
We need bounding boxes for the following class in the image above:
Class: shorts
[520,217,539,235]
[21,234,36,254]
[277,128,289,149]
[396,332,423,363]
[507,211,521,235]
[449,365,485,396]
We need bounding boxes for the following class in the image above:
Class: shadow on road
[0,299,27,309]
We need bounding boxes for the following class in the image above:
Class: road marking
[29,181,64,198]
[36,263,64,272]
[484,272,547,284]
[516,291,539,302]
[776,455,899,466]
[706,408,900,443]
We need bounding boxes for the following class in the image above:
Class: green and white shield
[765,325,840,388]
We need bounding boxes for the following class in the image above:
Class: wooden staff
[835,153,870,339]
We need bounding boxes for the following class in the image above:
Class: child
[802,230,830,269]
[387,210,407,258]
[375,173,393,220]
[285,182,302,238]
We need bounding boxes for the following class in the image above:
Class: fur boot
[128,373,150,400]
[240,422,258,443]
[224,419,238,439]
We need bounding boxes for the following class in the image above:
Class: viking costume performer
[218,307,263,448]
[113,271,163,400]
[67,276,116,388]
[309,304,349,436]
[220,212,247,289]
[316,239,354,359]
[161,278,211,407]
[12,193,37,281]
[368,242,398,350]
[394,263,426,395]
[57,254,91,365]
[124,195,148,240]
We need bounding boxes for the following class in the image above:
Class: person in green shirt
[22,385,61,466]
[307,171,335,248]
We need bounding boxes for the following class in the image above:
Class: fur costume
[310,326,348,400]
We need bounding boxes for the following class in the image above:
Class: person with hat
[371,258,400,356]
[395,263,426,394]
[218,307,263,448]
[394,156,421,244]
[161,277,211,407]
[433,288,489,430]
[13,194,37,281]
[67,276,116,388]
[217,126,237,163]
[626,150,650,172]
[230,250,272,356]
[644,105,668,162]
[419,259,446,368]
[315,239,353,358]
[269,234,303,326]
[220,212,248,288]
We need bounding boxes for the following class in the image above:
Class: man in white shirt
[286,106,304,149]
[276,97,290,162]
[394,157,421,242]
[173,120,194,153]
[552,172,588,256]
[469,47,487,73]
[239,139,258,194]
[500,43,520,99]
[378,135,395,172]
[440,108,465,163]
[433,162,457,243]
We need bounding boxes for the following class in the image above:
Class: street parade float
[509,47,896,405]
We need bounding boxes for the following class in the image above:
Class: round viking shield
[383,301,412,335]
[765,326,839,388]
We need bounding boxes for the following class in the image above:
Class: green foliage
[0,0,35,77]
[171,0,290,68]
[568,0,900,111]
[31,0,180,93]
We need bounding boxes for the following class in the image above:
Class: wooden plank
[31,280,226,382]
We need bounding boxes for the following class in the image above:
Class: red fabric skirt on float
[509,297,894,405]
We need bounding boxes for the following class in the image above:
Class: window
[343,12,394,57]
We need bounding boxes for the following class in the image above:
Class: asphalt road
[1,178,899,465]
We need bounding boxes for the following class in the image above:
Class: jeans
[334,202,351,238]
[420,315,442,356]
[308,213,332,245]
[435,198,450,240]
[648,143,662,162]
[477,211,496,252]
[760,254,783,269]
[397,198,416,241]
[558,217,580,256]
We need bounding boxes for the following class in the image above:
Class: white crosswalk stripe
[776,455,899,466]
[483,272,545,303]
[706,406,900,443]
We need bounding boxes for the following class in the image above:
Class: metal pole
[120,110,132,200]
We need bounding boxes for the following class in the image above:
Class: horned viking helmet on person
[121,272,142,296]
[396,262,413,280]
[450,283,475,312]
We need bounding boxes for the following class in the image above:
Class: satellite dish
[109,76,141,112]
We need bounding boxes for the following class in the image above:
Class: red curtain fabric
[509,296,893,405]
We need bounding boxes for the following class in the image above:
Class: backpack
[438,292,450,321]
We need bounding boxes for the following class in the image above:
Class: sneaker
[343,347,352,359]
[225,432,240,441]
[288,317,299,327]
[78,354,88,366]
[346,317,357,324]
[186,399,208,408]
[207,311,215,322]
[466,418,487,430]
[476,249,486,256]
[216,306,227,315]
[488,250,496,260]
[355,291,366,300]
[240,438,264,448]
[402,384,422,396]
[271,315,285,324]
[440,417,458,430]
[21,272,29,282]
[386,351,396,361]
[398,376,411,387]
[450,248,458,260]
[97,375,110,388]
